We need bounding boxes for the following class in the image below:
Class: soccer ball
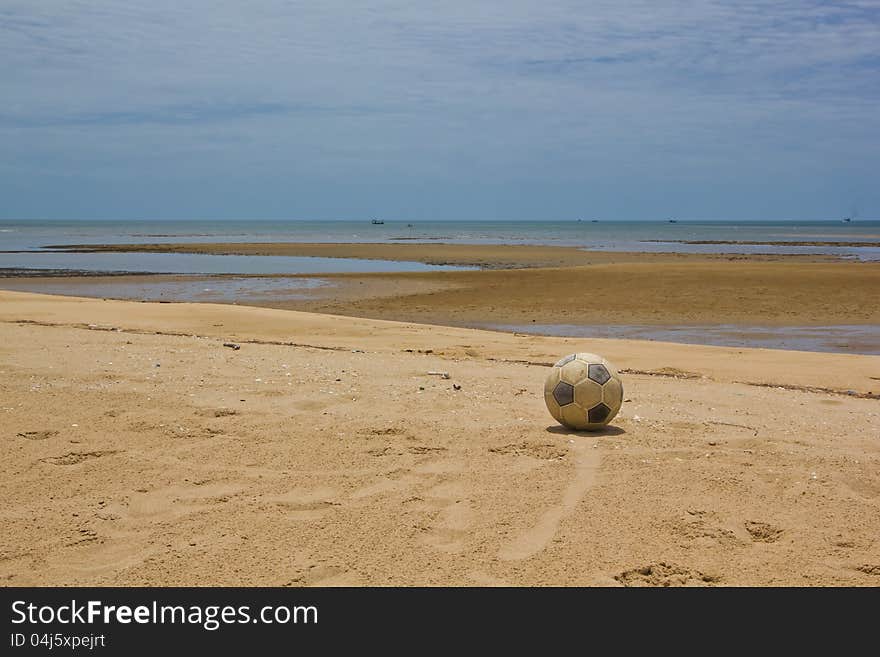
[544,353,623,430]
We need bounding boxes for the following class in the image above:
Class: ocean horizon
[2,218,879,265]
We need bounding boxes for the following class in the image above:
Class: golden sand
[1,291,878,586]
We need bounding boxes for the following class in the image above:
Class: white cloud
[1,1,878,218]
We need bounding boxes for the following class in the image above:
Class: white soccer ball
[544,353,623,430]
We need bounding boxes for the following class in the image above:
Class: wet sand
[473,323,880,355]
[643,239,880,248]
[276,259,880,329]
[4,270,878,352]
[6,244,880,328]
[1,290,878,586]
[40,241,844,268]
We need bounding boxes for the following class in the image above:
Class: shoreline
[2,289,877,394]
[2,244,879,353]
[2,272,878,353]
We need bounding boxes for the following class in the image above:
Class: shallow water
[0,276,328,303]
[2,219,879,260]
[476,323,880,355]
[0,251,471,275]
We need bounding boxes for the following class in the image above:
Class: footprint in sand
[347,456,475,555]
[614,562,721,587]
[102,482,246,523]
[349,473,423,499]
[286,563,360,586]
[420,478,473,554]
[266,487,340,520]
[498,442,600,561]
[744,520,784,543]
[53,481,249,578]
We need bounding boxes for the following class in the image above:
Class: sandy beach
[5,0,880,611]
[1,290,878,586]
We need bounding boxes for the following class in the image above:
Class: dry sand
[1,290,878,586]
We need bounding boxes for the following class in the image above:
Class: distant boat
[591,220,599,223]
[842,216,852,223]
[371,219,384,225]
[668,218,678,223]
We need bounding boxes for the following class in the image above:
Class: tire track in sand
[498,441,600,561]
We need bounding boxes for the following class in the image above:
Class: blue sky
[1,1,878,220]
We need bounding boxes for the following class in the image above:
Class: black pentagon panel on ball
[554,354,576,368]
[552,381,575,406]
[588,403,611,424]
[588,363,611,385]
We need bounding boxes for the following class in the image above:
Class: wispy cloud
[1,1,878,219]
[0,101,389,128]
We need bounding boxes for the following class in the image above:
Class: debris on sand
[223,342,241,350]
[427,371,450,379]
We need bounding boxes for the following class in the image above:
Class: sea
[1,219,879,270]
